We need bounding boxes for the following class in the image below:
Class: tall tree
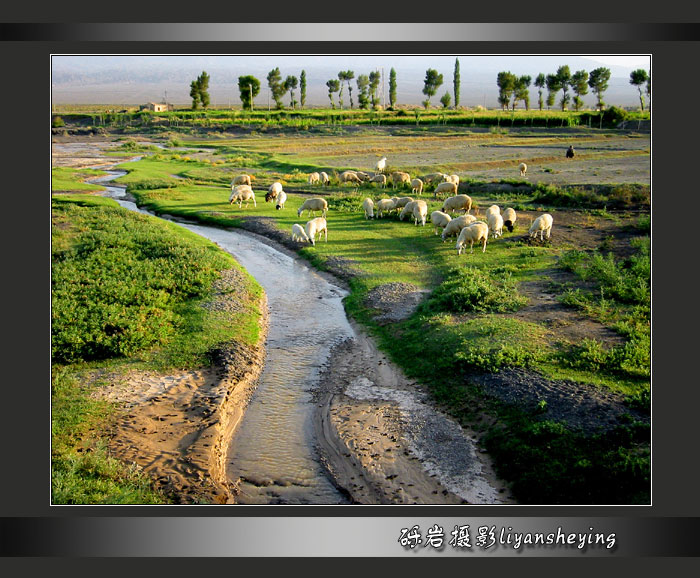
[267,67,285,109]
[284,75,298,109]
[345,70,355,108]
[356,74,370,109]
[545,73,562,109]
[514,75,531,110]
[534,73,546,110]
[369,70,381,109]
[571,69,589,111]
[422,68,443,109]
[190,80,200,110]
[238,75,260,111]
[630,69,649,111]
[556,65,571,111]
[300,70,307,109]
[588,67,611,110]
[337,71,347,108]
[326,79,340,109]
[197,71,210,109]
[497,71,516,111]
[389,67,397,109]
[646,70,651,112]
[453,58,461,108]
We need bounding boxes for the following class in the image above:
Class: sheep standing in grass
[291,223,310,242]
[502,207,517,232]
[266,181,283,203]
[430,211,452,235]
[370,173,387,188]
[362,198,375,219]
[375,198,396,218]
[399,201,418,221]
[376,157,387,173]
[298,197,329,218]
[392,196,414,210]
[456,221,490,255]
[411,200,428,226]
[320,171,330,185]
[441,214,477,242]
[305,217,328,246]
[229,185,257,208]
[487,211,504,238]
[519,162,527,177]
[411,178,424,196]
[355,171,371,182]
[441,193,472,215]
[232,174,252,187]
[529,213,554,241]
[339,170,362,185]
[391,171,411,189]
[443,174,460,187]
[422,172,447,185]
[275,190,287,210]
[483,204,501,220]
[308,172,320,185]
[435,181,459,198]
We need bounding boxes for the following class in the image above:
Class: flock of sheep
[227,155,553,255]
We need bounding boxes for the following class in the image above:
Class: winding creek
[66,148,510,505]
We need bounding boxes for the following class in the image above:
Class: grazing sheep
[370,173,387,188]
[393,196,414,209]
[355,171,371,182]
[308,172,320,185]
[362,198,375,219]
[430,211,452,235]
[297,197,329,218]
[399,201,418,221]
[456,221,490,255]
[502,207,517,232]
[305,217,328,246]
[529,213,554,241]
[434,181,459,198]
[232,174,252,187]
[422,172,447,185]
[391,171,411,189]
[441,193,472,215]
[376,157,387,173]
[375,198,396,218]
[266,181,284,202]
[339,170,362,184]
[443,174,460,186]
[275,190,287,210]
[518,162,527,177]
[229,184,257,208]
[291,223,309,242]
[484,204,501,219]
[319,171,330,185]
[566,146,575,159]
[441,214,477,242]
[411,200,428,226]
[411,178,424,196]
[487,211,504,238]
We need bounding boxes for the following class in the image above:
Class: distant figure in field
[566,145,575,159]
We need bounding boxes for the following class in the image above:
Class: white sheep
[232,174,251,187]
[319,171,330,185]
[411,178,424,196]
[441,193,472,215]
[487,211,504,238]
[502,207,517,232]
[391,171,411,189]
[376,157,387,173]
[392,196,414,209]
[308,172,320,185]
[291,223,309,242]
[339,170,362,184]
[484,204,501,219]
[441,214,477,242]
[456,221,490,255]
[422,172,447,185]
[375,198,396,218]
[434,181,459,197]
[362,198,374,219]
[519,162,528,177]
[399,201,418,221]
[229,184,257,208]
[443,174,460,186]
[266,181,284,202]
[305,217,328,246]
[370,173,387,188]
[411,200,428,226]
[355,171,371,182]
[297,197,329,218]
[430,211,452,235]
[528,213,554,241]
[275,190,287,210]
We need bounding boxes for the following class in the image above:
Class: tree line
[186,58,650,112]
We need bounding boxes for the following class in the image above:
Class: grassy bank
[51,194,264,504]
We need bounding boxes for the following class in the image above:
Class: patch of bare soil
[364,282,431,324]
[94,269,269,504]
